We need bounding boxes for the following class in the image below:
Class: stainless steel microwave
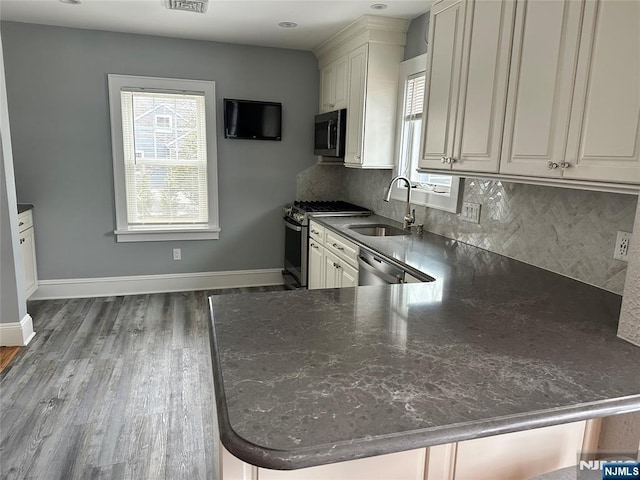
[314,109,347,157]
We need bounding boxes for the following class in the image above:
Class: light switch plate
[461,202,481,224]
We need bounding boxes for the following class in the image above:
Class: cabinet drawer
[325,231,359,268]
[17,209,33,233]
[309,221,325,243]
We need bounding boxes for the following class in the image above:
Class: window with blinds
[391,55,460,214]
[108,75,219,242]
[398,71,453,195]
[120,90,208,225]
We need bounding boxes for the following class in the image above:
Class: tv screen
[224,99,282,141]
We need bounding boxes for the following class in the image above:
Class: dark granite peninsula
[208,217,640,478]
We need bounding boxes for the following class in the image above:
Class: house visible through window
[392,54,461,213]
[108,75,220,242]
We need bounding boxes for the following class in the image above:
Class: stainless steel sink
[348,224,410,237]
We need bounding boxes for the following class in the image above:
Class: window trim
[391,55,461,214]
[108,74,220,242]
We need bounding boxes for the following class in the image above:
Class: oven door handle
[283,217,303,232]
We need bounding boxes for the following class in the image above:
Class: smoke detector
[166,0,208,13]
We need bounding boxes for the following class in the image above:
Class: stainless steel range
[282,201,371,288]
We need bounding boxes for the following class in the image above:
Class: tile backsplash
[299,167,638,294]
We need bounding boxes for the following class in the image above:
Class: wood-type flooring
[0,286,284,480]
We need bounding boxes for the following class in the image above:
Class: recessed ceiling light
[370,3,388,9]
[59,0,81,4]
[278,21,298,28]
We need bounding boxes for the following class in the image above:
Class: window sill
[391,179,462,214]
[114,225,220,242]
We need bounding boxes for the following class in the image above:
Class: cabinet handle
[20,238,25,244]
[560,162,571,169]
[332,243,344,251]
[441,156,447,164]
[311,229,318,234]
[19,222,24,226]
[310,243,318,249]
[547,161,560,170]
[355,155,361,160]
[333,262,341,269]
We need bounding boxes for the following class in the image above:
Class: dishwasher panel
[357,250,405,285]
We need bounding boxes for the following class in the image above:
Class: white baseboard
[30,268,285,300]
[0,314,35,346]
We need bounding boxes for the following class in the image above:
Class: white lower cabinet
[324,248,358,289]
[221,419,599,480]
[308,221,359,290]
[308,240,325,290]
[17,209,38,298]
[433,420,592,480]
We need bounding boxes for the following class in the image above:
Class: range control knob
[293,212,305,223]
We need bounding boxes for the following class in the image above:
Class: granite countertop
[208,216,640,470]
[17,204,34,214]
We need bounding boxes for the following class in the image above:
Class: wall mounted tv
[224,99,282,141]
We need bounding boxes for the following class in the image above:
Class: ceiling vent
[166,0,208,13]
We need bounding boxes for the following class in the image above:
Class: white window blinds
[120,90,208,225]
[404,73,425,118]
[398,70,453,195]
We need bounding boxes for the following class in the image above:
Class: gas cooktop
[293,200,371,214]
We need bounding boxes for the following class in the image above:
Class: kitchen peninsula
[208,217,640,479]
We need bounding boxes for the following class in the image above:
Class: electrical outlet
[461,202,481,224]
[614,231,631,262]
[173,248,182,261]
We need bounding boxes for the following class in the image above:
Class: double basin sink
[348,223,409,237]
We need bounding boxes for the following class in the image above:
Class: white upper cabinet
[319,54,349,113]
[314,15,409,169]
[564,0,640,184]
[419,0,639,190]
[419,0,467,170]
[420,0,515,173]
[500,0,584,178]
[345,45,369,166]
[345,43,406,169]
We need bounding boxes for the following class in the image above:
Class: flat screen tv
[224,99,282,141]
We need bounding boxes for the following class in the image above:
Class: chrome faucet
[383,175,415,230]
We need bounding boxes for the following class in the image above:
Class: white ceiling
[0,0,430,51]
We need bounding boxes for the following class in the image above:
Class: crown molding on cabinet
[314,15,409,67]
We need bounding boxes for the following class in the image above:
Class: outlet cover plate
[173,248,182,261]
[614,231,631,262]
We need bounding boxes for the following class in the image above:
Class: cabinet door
[500,0,584,178]
[20,227,38,298]
[338,261,359,288]
[419,0,467,171]
[451,0,515,172]
[319,63,335,113]
[308,241,325,290]
[333,55,349,111]
[345,45,368,166]
[451,421,587,480]
[564,0,640,184]
[323,249,341,289]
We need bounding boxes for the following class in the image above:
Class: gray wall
[0,33,27,325]
[1,22,319,280]
[404,12,429,61]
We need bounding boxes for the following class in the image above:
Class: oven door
[283,217,308,287]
